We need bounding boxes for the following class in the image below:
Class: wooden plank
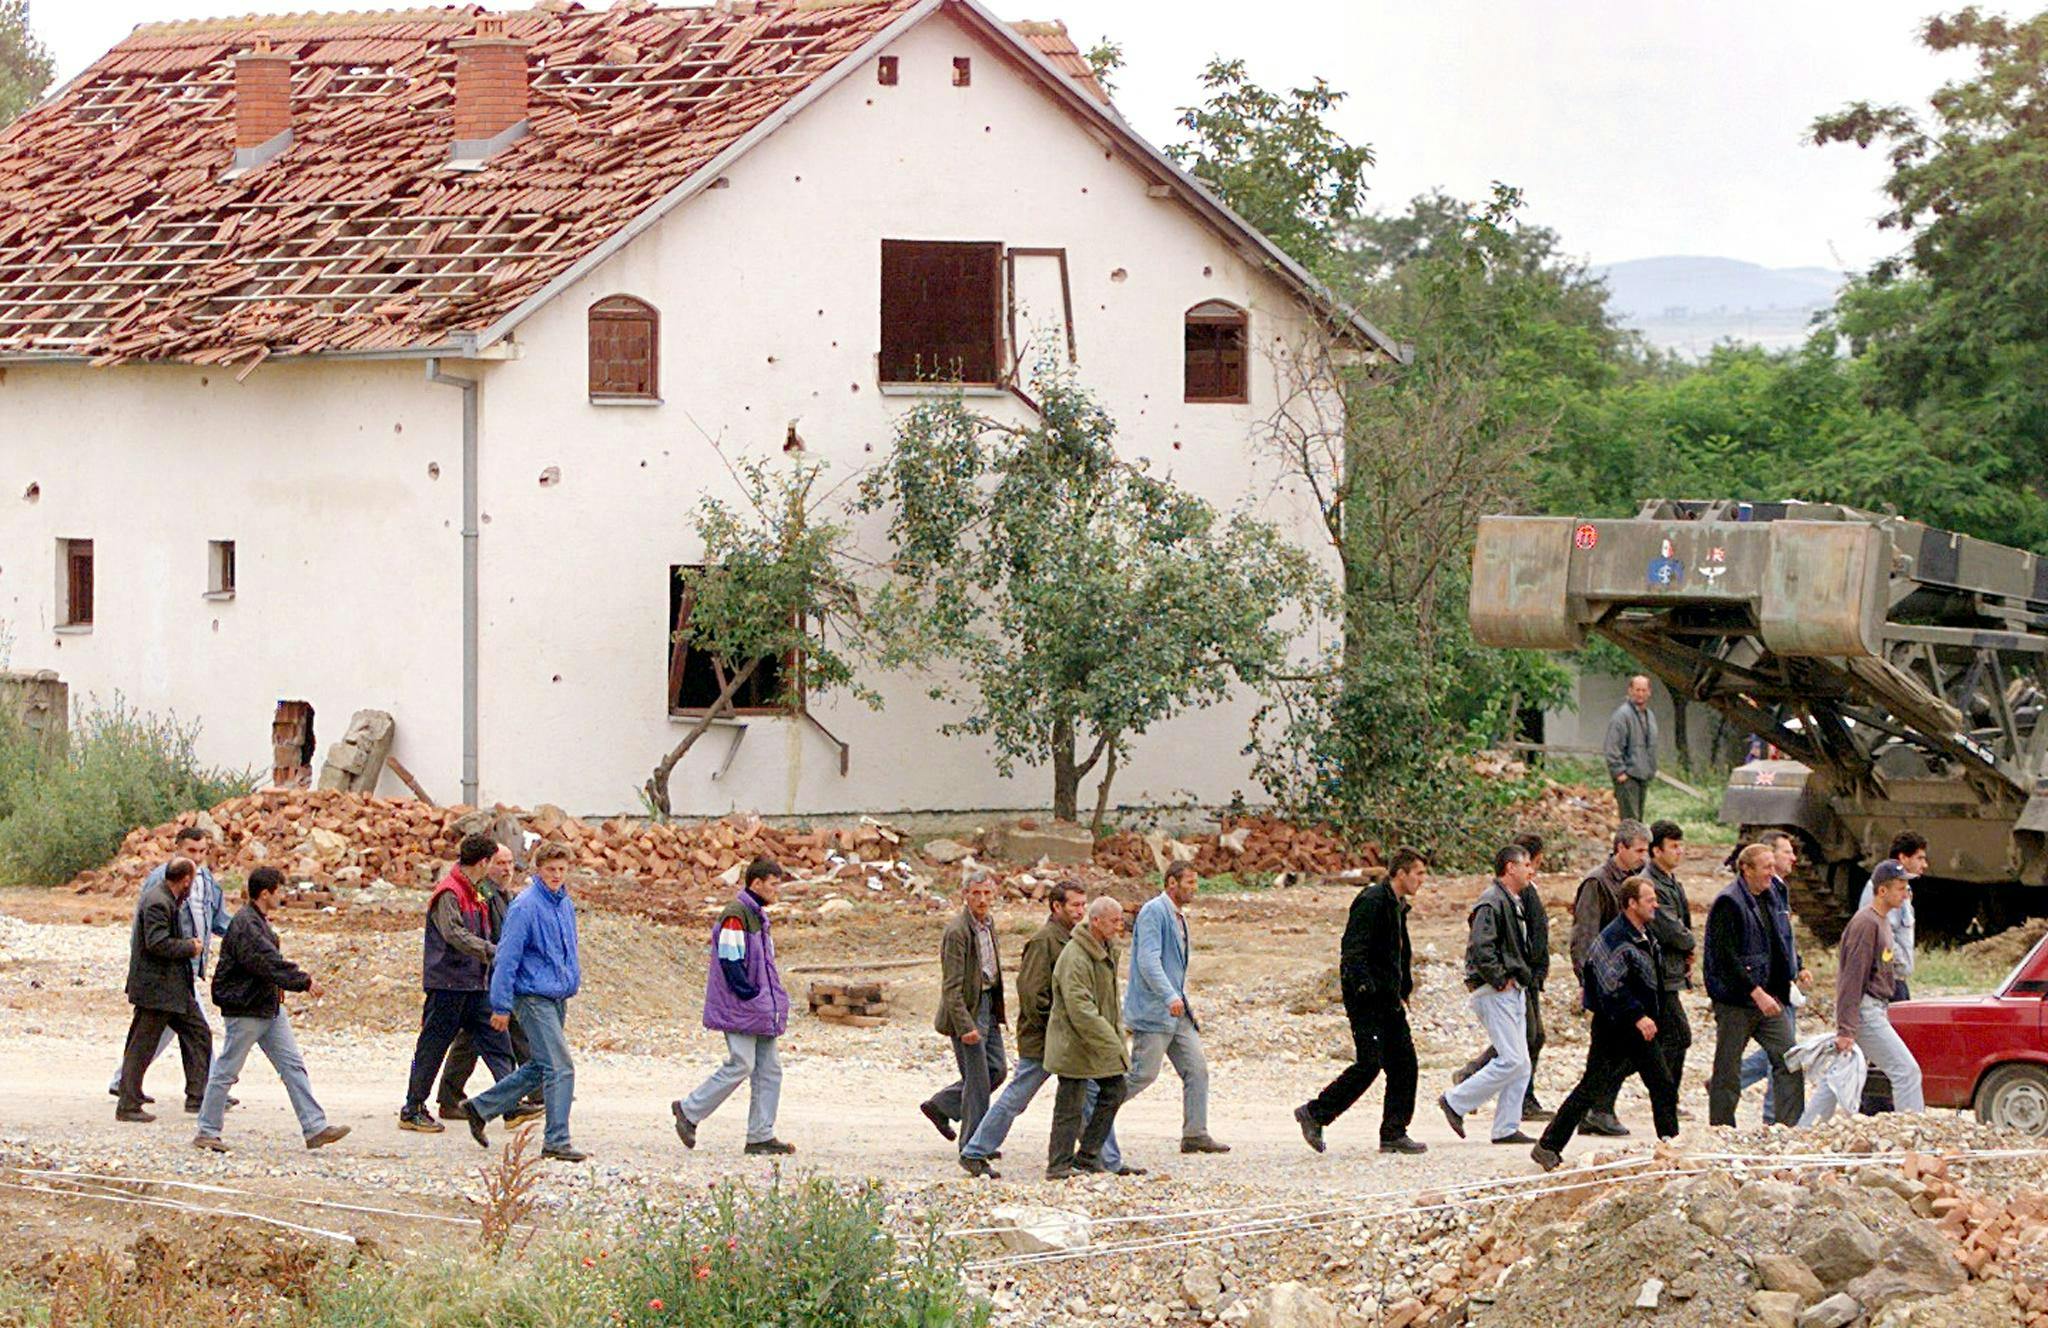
[385,756,436,806]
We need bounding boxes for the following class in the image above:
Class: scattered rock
[815,898,856,919]
[1797,1292,1862,1328]
[1688,1195,1731,1237]
[989,820,1094,866]
[1243,1282,1338,1328]
[1633,1277,1663,1310]
[1182,1252,1225,1310]
[1755,1253,1826,1304]
[1750,1290,1804,1328]
[1845,1220,1964,1309]
[1798,1213,1882,1289]
[991,1204,1090,1255]
[922,839,974,865]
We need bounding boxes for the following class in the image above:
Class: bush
[0,697,254,886]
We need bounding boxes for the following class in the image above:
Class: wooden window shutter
[880,240,1004,384]
[66,539,94,625]
[590,296,659,399]
[1184,300,1248,403]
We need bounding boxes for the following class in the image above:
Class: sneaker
[1437,1094,1466,1140]
[191,1134,228,1152]
[1180,1135,1231,1154]
[1294,1104,1326,1154]
[1531,1144,1562,1172]
[1491,1130,1538,1145]
[1379,1135,1428,1155]
[305,1125,351,1150]
[743,1139,796,1156]
[458,1100,488,1148]
[959,1155,999,1179]
[542,1145,589,1163]
[1582,1112,1631,1138]
[115,1108,156,1124]
[397,1109,445,1134]
[671,1101,697,1150]
[919,1101,957,1142]
[505,1103,547,1127]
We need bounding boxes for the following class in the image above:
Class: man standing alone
[1643,821,1696,1097]
[115,857,213,1121]
[1704,843,1805,1127]
[1439,844,1537,1146]
[1569,820,1650,1137]
[1294,848,1427,1155]
[921,875,1009,1153]
[1124,861,1229,1155]
[1045,897,1132,1179]
[1604,675,1659,824]
[673,858,795,1155]
[1801,865,1925,1122]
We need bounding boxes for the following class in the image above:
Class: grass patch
[1536,755,1732,842]
[1905,945,2010,997]
[1195,871,1277,894]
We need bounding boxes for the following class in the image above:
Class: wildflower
[694,1265,711,1281]
[581,1257,597,1269]
[724,1236,739,1252]
[649,1299,665,1312]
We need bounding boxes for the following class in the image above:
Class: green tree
[0,0,53,130]
[859,359,1315,829]
[645,456,873,816]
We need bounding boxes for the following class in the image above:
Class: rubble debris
[1090,817,1382,882]
[991,1205,1090,1255]
[987,819,1094,866]
[806,980,892,1028]
[315,710,395,794]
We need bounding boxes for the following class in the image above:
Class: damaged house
[0,0,1395,815]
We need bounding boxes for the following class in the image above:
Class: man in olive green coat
[1044,896,1130,1179]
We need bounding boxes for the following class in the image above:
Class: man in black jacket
[114,858,212,1122]
[192,868,350,1152]
[1439,844,1539,1145]
[1643,821,1696,1097]
[1455,831,1552,1121]
[436,844,540,1121]
[400,834,522,1133]
[1704,843,1805,1126]
[1294,848,1429,1155]
[1568,820,1650,1137]
[1533,877,1679,1169]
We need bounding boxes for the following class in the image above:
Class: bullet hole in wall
[1173,439,1181,450]
[22,482,37,502]
[212,619,220,633]
[552,674,562,683]
[785,424,805,452]
[394,422,404,434]
[1110,268,1126,283]
[199,376,209,386]
[539,465,561,486]
[640,459,648,468]
[427,462,441,479]
[766,355,777,364]
[850,383,859,393]
[1203,265,1213,277]
[482,513,492,524]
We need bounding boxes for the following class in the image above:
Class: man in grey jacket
[114,858,212,1120]
[1604,675,1659,824]
[107,827,230,1102]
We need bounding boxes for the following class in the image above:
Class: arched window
[1184,299,1247,403]
[589,295,659,400]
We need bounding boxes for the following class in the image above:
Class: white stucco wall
[0,361,463,796]
[0,10,1344,817]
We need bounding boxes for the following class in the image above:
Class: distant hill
[1592,256,1849,357]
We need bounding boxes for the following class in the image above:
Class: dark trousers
[438,1015,537,1110]
[117,1002,212,1112]
[405,990,514,1111]
[1306,988,1416,1140]
[1616,775,1648,824]
[927,993,1007,1153]
[1708,999,1803,1127]
[1050,1073,1127,1169]
[1460,984,1547,1106]
[1655,986,1691,1093]
[1539,1015,1679,1153]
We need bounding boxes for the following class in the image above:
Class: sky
[30,0,1981,274]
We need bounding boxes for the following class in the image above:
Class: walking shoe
[115,1108,156,1124]
[183,1101,203,1114]
[1180,1135,1231,1154]
[1451,1064,1474,1087]
[743,1139,796,1156]
[988,1151,1002,1160]
[1293,1104,1327,1154]
[919,1101,957,1142]
[305,1126,351,1150]
[1437,1094,1466,1139]
[1072,1153,1109,1173]
[397,1108,445,1134]
[1111,1165,1148,1176]
[1490,1130,1537,1145]
[1582,1112,1630,1137]
[959,1155,999,1179]
[1531,1144,1562,1172]
[671,1100,698,1150]
[438,1101,471,1122]
[505,1103,546,1126]
[109,1088,156,1105]
[542,1145,589,1163]
[458,1100,488,1148]
[1521,1101,1555,1122]
[191,1134,228,1152]
[1045,1163,1076,1181]
[1379,1135,1428,1155]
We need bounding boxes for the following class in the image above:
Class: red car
[1889,932,2048,1135]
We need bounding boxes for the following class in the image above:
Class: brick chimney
[451,15,530,161]
[233,35,294,149]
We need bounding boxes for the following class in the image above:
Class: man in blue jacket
[459,841,586,1162]
[1122,861,1229,1156]
[1704,843,1805,1127]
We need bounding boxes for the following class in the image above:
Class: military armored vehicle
[1469,499,2048,940]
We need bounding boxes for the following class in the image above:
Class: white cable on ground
[0,1179,359,1246]
[7,1166,482,1228]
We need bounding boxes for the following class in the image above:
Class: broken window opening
[208,539,236,597]
[271,700,315,789]
[667,565,797,715]
[952,57,972,86]
[876,55,898,86]
[879,239,1004,385]
[1184,299,1248,403]
[589,295,659,400]
[59,538,93,627]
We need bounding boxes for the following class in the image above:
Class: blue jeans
[466,995,574,1150]
[196,1011,327,1141]
[962,1056,1121,1169]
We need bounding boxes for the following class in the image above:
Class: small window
[59,538,93,627]
[1184,300,1248,403]
[589,295,659,400]
[880,240,1003,384]
[877,55,898,85]
[208,540,236,598]
[952,57,971,86]
[668,565,792,714]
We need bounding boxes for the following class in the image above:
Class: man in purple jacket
[672,858,795,1155]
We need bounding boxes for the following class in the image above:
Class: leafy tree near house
[644,456,874,817]
[858,358,1316,831]
[0,0,54,130]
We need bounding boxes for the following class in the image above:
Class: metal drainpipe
[426,358,481,806]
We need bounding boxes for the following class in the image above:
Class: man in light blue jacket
[1122,861,1229,1155]
[107,827,232,1101]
